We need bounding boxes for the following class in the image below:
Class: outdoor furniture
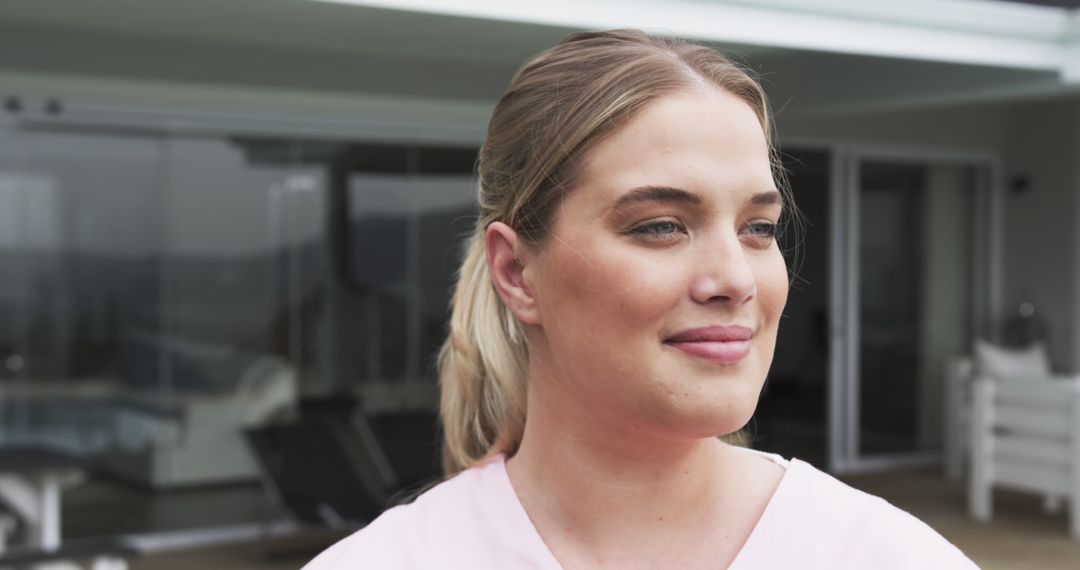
[245,396,441,534]
[0,536,133,570]
[245,410,388,529]
[108,355,298,488]
[945,342,1057,480]
[968,377,1080,539]
[945,356,975,480]
[0,446,84,552]
[0,446,130,569]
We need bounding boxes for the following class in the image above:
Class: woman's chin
[650,400,758,442]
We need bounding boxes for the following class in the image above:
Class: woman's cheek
[756,252,789,322]
[603,260,676,321]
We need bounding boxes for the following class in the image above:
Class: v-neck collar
[725,455,800,569]
[488,454,565,569]
[488,450,795,569]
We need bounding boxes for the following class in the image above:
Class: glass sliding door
[0,125,335,537]
[0,128,163,453]
[834,154,989,471]
[0,103,479,547]
[144,136,329,488]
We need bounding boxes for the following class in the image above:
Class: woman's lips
[664,325,752,364]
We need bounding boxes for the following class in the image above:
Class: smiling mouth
[664,339,751,363]
[663,325,753,364]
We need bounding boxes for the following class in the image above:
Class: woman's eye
[742,222,779,245]
[628,220,686,241]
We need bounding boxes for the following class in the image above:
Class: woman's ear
[486,222,540,325]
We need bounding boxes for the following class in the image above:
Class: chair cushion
[974,339,1051,380]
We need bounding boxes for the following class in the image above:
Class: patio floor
[127,467,1080,569]
[842,468,1080,569]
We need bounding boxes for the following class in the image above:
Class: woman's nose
[688,235,756,305]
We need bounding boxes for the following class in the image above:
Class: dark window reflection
[345,145,478,384]
[0,125,477,538]
[857,161,975,456]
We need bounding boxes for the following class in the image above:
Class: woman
[306,30,976,569]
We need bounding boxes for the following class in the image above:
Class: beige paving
[843,468,1080,570]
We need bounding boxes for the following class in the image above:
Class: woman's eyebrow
[610,185,702,212]
[607,186,781,216]
[749,190,782,206]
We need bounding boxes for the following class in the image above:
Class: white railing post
[969,379,994,522]
[1068,386,1080,540]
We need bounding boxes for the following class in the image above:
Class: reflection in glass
[348,174,476,383]
[0,131,162,453]
[0,125,478,540]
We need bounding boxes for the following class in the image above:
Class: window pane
[348,171,476,384]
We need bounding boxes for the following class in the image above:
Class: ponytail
[437,235,528,475]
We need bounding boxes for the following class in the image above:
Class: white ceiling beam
[1064,12,1080,83]
[308,0,1077,79]
[0,69,493,143]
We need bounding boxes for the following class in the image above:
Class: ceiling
[0,0,572,66]
[995,0,1080,8]
[0,0,1075,123]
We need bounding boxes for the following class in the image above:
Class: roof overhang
[310,0,1080,82]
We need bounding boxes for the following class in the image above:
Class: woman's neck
[508,425,730,524]
[505,381,759,568]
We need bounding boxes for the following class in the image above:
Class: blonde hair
[438,29,786,475]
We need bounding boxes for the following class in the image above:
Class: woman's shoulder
[734,456,977,569]
[300,498,414,569]
[301,463,486,569]
[301,455,555,570]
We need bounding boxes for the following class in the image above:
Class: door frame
[824,143,1002,474]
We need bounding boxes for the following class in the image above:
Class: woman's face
[523,86,788,440]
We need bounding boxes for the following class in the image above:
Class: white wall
[778,104,1008,151]
[781,98,1080,373]
[918,165,975,449]
[1000,99,1080,372]
[1074,104,1080,371]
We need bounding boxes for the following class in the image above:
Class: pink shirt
[304,450,976,569]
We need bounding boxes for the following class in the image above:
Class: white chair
[945,342,1054,480]
[968,376,1080,539]
[944,357,974,480]
[108,356,298,488]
